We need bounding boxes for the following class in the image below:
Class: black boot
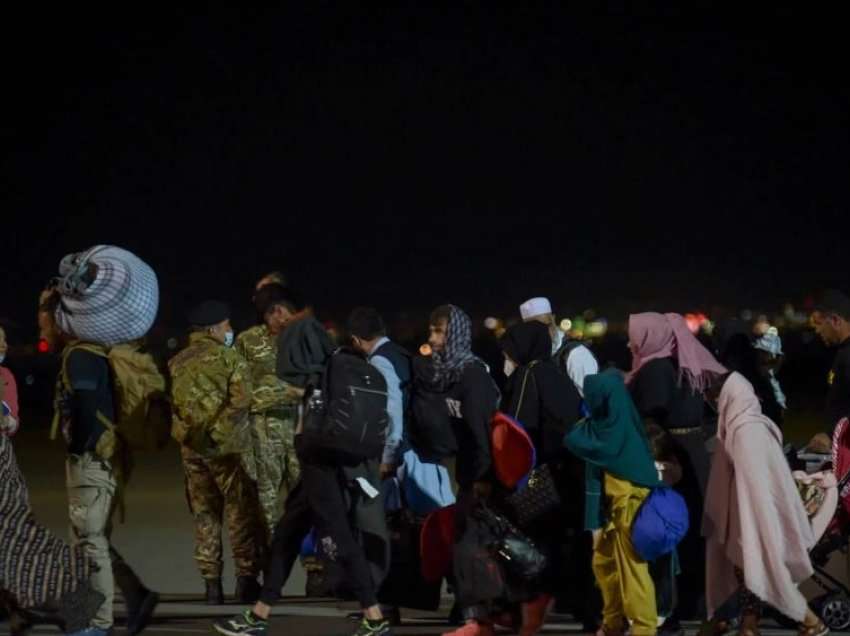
[126,588,160,635]
[235,576,261,604]
[206,579,224,606]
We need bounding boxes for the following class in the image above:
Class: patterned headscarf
[432,305,479,384]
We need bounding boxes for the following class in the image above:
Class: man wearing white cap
[519,297,598,397]
[519,297,602,629]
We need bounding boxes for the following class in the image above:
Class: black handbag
[472,504,547,583]
[505,462,563,528]
[504,364,563,528]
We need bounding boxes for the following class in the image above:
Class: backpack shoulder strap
[51,342,109,440]
[555,339,595,367]
[60,342,109,389]
[513,361,540,420]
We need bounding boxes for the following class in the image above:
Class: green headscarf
[564,371,661,529]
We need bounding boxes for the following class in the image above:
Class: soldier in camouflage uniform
[169,301,263,605]
[237,284,304,539]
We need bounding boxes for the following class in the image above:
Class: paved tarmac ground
[5,425,850,636]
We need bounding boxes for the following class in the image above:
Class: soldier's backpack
[52,342,171,457]
[300,348,389,466]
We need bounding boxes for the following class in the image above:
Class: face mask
[551,328,564,355]
[504,359,517,377]
[223,331,235,348]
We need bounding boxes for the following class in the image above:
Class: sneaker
[213,610,268,636]
[351,617,393,636]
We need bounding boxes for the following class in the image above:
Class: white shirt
[564,344,599,398]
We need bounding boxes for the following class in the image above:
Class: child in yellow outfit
[565,372,662,636]
[593,473,656,635]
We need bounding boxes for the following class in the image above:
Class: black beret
[188,300,231,327]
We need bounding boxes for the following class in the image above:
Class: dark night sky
[2,4,848,334]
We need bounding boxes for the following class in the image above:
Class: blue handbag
[631,487,689,562]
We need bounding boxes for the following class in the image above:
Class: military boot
[205,578,224,606]
[235,576,261,604]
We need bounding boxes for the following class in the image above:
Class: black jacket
[500,315,584,464]
[448,362,500,488]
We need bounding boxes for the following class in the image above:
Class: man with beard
[427,305,502,636]
[808,289,850,452]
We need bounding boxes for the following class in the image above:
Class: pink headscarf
[627,312,727,395]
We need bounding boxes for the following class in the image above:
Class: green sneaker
[351,617,393,636]
[212,610,268,636]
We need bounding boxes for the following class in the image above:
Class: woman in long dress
[703,371,827,636]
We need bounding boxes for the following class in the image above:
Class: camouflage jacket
[236,325,304,414]
[169,333,252,456]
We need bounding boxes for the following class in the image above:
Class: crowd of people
[3,245,850,636]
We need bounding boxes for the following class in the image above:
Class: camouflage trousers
[240,409,301,539]
[180,446,263,580]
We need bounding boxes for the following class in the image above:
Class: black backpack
[553,339,598,378]
[408,355,458,462]
[301,348,390,466]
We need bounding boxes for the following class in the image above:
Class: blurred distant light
[166,337,178,350]
[25,374,35,386]
[784,304,795,319]
[560,318,573,332]
[484,317,499,330]
[419,344,432,356]
[701,319,715,335]
[741,309,753,321]
[37,339,50,354]
[684,313,700,334]
[587,320,608,337]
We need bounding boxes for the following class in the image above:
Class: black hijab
[500,322,582,462]
[500,321,552,366]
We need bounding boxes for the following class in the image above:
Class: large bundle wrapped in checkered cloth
[53,245,159,346]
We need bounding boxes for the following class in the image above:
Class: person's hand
[379,463,395,480]
[591,529,603,551]
[806,433,832,454]
[472,480,492,501]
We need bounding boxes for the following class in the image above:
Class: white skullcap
[520,297,553,320]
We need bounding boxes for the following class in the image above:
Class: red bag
[490,411,535,489]
[420,505,455,583]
